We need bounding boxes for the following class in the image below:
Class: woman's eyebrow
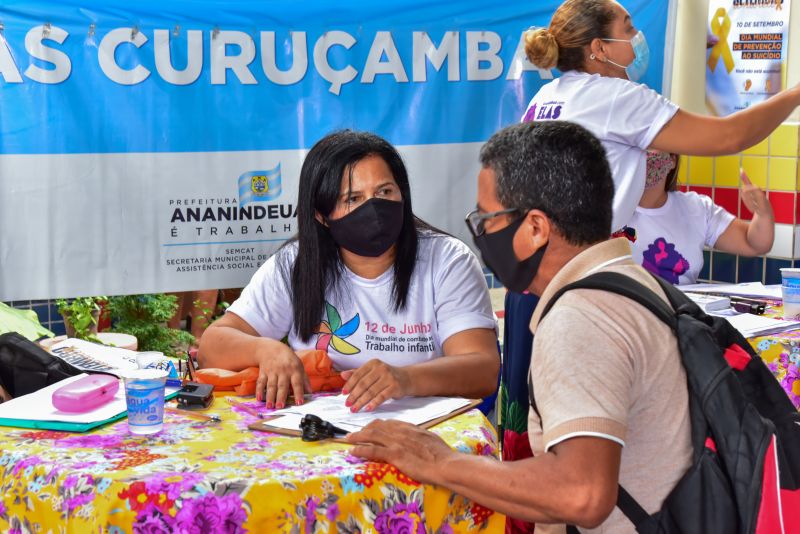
[339,188,362,198]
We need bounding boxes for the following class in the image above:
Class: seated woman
[199,130,500,412]
[621,152,774,285]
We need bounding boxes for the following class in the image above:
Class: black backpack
[0,332,82,398]
[531,272,800,533]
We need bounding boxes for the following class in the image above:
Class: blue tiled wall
[9,274,503,336]
[5,251,772,336]
[482,266,504,289]
[765,258,793,285]
[699,249,781,285]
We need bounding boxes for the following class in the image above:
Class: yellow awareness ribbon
[708,7,735,74]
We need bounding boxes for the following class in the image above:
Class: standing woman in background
[524,0,800,232]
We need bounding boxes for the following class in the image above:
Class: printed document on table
[266,394,473,432]
[49,338,140,376]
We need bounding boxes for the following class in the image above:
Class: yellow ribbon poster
[708,8,736,74]
[706,0,791,117]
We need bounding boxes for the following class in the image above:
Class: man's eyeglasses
[465,208,521,238]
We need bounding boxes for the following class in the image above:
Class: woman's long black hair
[281,130,425,341]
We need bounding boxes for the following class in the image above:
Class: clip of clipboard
[247,398,482,443]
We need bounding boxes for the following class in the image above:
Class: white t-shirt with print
[227,233,496,370]
[522,71,679,231]
[627,191,735,285]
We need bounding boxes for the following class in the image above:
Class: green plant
[106,294,194,358]
[56,297,105,341]
[191,297,230,331]
[192,297,214,330]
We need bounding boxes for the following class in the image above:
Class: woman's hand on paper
[255,343,311,409]
[340,359,412,412]
[346,419,453,485]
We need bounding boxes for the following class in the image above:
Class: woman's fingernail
[276,402,284,409]
[266,402,273,409]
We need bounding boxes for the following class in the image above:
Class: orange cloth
[194,350,345,395]
[298,349,346,392]
[194,367,259,395]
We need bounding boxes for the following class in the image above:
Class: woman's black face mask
[326,198,404,257]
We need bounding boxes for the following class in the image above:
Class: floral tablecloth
[749,328,800,410]
[0,393,502,533]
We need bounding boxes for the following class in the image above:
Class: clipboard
[247,398,482,443]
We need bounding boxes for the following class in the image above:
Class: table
[749,330,800,411]
[745,304,800,411]
[0,393,503,533]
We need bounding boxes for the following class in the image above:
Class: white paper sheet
[266,394,473,433]
[680,282,782,300]
[720,313,800,338]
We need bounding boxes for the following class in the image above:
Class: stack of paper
[266,394,473,433]
[680,282,782,300]
[719,313,800,338]
[684,293,731,312]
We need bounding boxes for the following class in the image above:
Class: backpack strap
[616,484,650,527]
[539,271,678,330]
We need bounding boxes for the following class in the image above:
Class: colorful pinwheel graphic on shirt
[315,302,361,355]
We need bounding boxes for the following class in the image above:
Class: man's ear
[315,211,328,227]
[525,209,552,249]
[513,209,551,259]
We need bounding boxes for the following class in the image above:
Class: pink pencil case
[52,375,119,413]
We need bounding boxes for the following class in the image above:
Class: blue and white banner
[0,0,668,300]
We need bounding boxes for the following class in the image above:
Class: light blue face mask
[603,31,649,82]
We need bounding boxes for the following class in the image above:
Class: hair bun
[524,28,558,69]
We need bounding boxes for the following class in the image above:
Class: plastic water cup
[780,268,800,320]
[136,351,168,370]
[121,368,168,435]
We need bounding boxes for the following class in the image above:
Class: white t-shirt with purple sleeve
[522,71,679,231]
[626,191,735,285]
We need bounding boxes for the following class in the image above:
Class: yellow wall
[668,0,800,282]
